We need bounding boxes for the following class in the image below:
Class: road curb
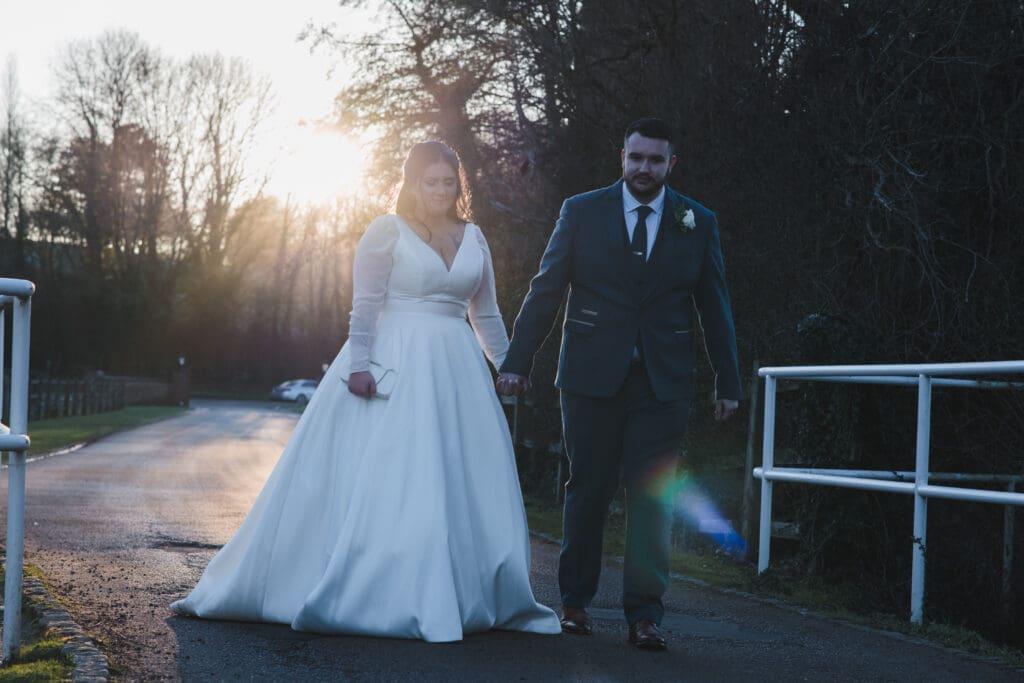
[22,574,109,682]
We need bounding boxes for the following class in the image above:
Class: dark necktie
[630,205,653,362]
[631,205,653,263]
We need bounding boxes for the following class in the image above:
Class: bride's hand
[347,371,377,399]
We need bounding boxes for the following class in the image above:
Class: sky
[1,0,359,121]
[0,0,374,202]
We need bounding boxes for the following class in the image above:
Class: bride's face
[413,161,458,219]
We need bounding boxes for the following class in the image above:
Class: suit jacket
[501,180,742,403]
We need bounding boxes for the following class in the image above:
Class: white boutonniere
[674,204,696,233]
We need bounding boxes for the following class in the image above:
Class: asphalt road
[1,399,1020,681]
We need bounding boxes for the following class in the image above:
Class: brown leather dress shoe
[560,607,593,635]
[628,619,667,651]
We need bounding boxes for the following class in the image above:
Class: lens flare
[641,459,748,560]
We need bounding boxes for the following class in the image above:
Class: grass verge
[524,497,1024,668]
[0,567,74,681]
[25,405,187,455]
[0,638,70,682]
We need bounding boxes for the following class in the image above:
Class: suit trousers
[558,362,690,624]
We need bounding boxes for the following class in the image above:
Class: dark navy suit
[501,180,741,624]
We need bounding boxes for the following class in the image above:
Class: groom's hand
[714,399,738,422]
[496,372,529,396]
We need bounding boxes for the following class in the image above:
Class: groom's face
[621,133,677,202]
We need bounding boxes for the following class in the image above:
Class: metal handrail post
[758,374,777,573]
[1004,480,1016,620]
[910,374,932,625]
[1,306,5,421]
[742,358,761,546]
[2,294,31,661]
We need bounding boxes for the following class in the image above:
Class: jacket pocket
[675,328,693,340]
[564,317,596,336]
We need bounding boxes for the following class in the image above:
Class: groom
[496,117,741,651]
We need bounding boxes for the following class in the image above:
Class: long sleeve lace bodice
[347,215,509,371]
[467,226,510,368]
[347,216,399,373]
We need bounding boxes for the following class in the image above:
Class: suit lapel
[648,189,677,265]
[604,180,629,250]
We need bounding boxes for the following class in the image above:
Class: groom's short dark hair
[624,117,675,153]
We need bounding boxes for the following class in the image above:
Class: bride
[171,141,560,642]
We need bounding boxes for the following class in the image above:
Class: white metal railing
[0,277,33,662]
[754,360,1024,625]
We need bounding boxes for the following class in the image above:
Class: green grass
[25,405,187,455]
[0,638,71,681]
[0,567,73,681]
[525,496,1024,667]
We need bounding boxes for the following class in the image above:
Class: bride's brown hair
[394,141,473,223]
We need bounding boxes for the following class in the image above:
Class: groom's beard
[624,173,665,203]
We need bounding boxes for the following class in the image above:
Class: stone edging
[21,574,109,682]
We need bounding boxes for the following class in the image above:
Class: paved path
[1,399,1020,681]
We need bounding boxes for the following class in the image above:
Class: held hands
[347,371,377,399]
[714,399,739,422]
[495,372,530,396]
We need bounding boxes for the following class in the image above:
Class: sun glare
[265,126,365,206]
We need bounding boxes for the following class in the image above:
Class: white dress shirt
[622,183,666,261]
[623,184,665,361]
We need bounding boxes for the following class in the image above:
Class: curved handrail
[759,360,1024,378]
[0,278,35,298]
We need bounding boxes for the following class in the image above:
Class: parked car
[269,379,319,405]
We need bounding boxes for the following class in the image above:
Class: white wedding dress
[171,215,560,641]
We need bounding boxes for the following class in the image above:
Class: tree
[1,56,30,253]
[49,30,164,272]
[180,53,273,269]
[304,1,509,203]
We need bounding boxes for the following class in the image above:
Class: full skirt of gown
[170,305,560,641]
